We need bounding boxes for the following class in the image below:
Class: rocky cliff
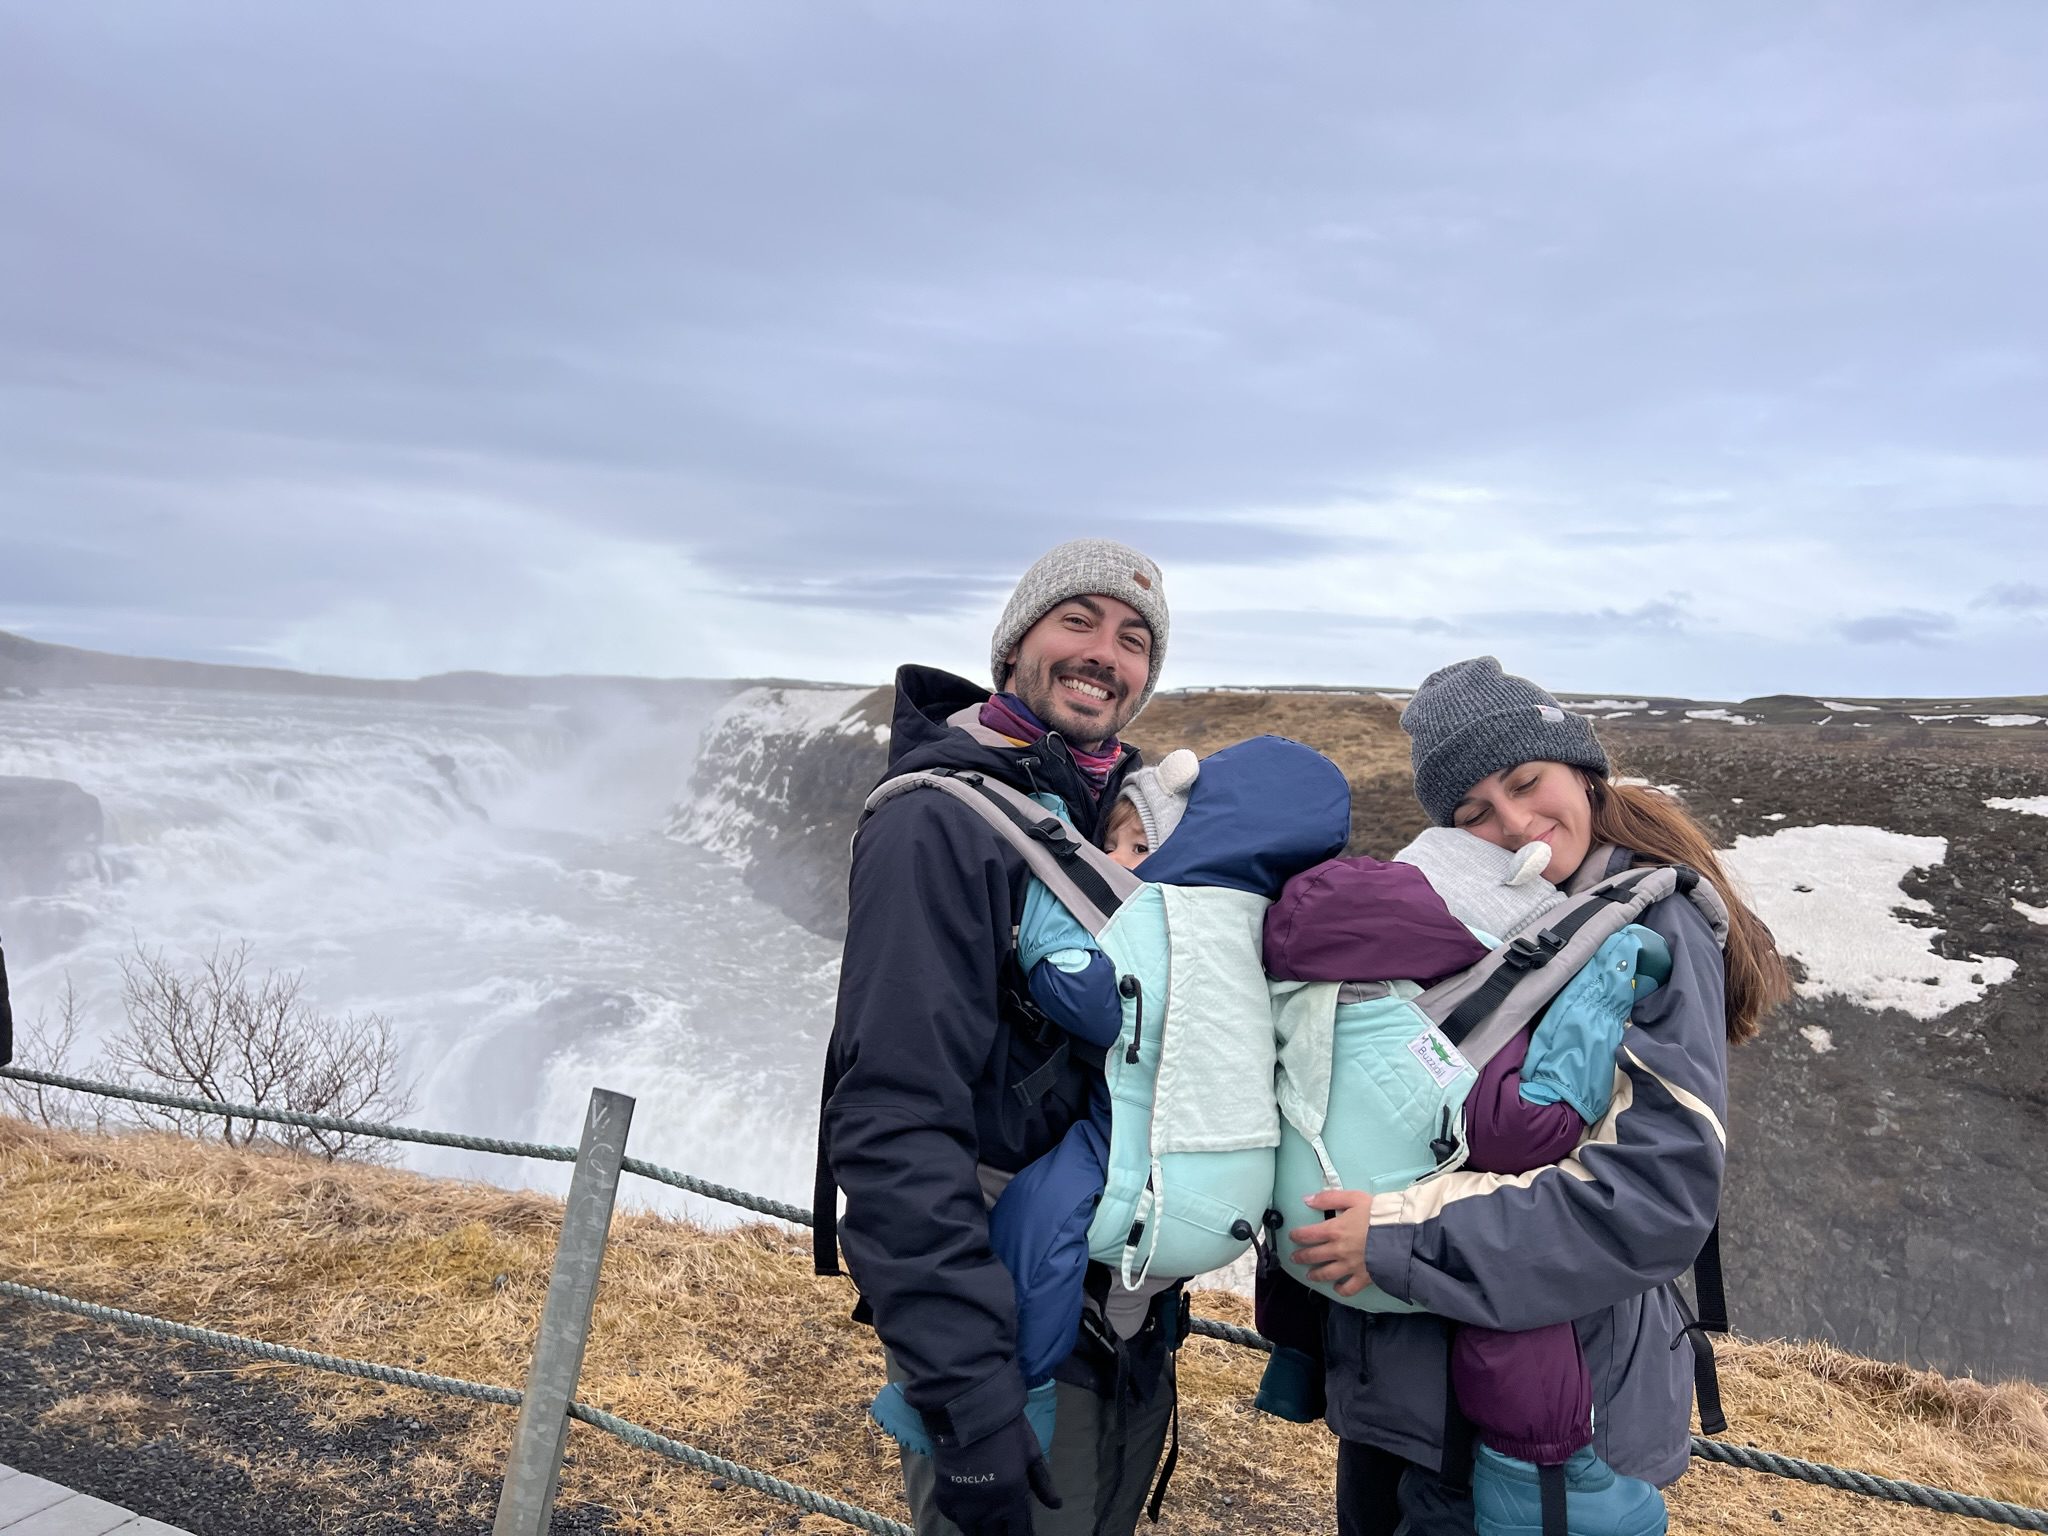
[665,684,892,937]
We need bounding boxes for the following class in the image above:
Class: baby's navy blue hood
[1133,735,1350,900]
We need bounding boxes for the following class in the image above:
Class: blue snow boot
[1471,1444,1667,1536]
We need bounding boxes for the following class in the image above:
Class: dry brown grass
[3,1116,2043,1535]
[36,1387,160,1442]
[1132,690,1413,781]
[1129,689,1433,855]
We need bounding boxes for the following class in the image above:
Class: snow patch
[1615,776,1684,797]
[1800,1026,1835,1054]
[2013,899,2048,926]
[1987,797,2048,818]
[1763,813,1787,822]
[1685,708,1754,725]
[1820,701,1879,713]
[729,685,877,738]
[1720,824,2016,1021]
[1569,699,1649,713]
[1912,714,2046,727]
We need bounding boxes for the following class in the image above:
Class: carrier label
[1408,1026,1470,1088]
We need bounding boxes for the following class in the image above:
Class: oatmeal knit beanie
[1401,656,1611,827]
[1116,748,1200,851]
[990,539,1170,717]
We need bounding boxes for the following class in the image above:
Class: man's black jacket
[813,664,1142,1445]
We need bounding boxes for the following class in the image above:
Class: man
[815,539,1178,1536]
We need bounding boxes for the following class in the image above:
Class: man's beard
[1012,656,1131,749]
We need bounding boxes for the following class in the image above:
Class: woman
[1286,656,1789,1536]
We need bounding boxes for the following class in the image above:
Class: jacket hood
[1263,855,1492,985]
[875,664,1139,838]
[1132,735,1350,901]
[881,664,1002,776]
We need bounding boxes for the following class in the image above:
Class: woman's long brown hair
[1586,776,1791,1044]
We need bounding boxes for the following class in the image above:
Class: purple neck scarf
[978,692,1126,794]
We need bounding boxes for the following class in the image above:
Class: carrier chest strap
[860,769,1143,936]
[1427,867,1673,1059]
[1435,869,1660,1047]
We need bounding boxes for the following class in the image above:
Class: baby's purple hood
[1263,855,1491,985]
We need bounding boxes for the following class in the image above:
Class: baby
[1098,748,1198,869]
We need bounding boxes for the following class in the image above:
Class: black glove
[930,1410,1061,1536]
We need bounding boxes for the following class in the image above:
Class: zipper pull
[1119,974,1144,1064]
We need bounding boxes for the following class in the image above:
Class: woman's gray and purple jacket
[1257,847,1728,1484]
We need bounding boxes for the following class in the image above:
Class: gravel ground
[0,1309,624,1535]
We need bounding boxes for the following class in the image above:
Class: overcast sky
[4,4,2045,700]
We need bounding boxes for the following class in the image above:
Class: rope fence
[5,1064,2045,1534]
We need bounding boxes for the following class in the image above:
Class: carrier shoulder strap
[860,768,1143,935]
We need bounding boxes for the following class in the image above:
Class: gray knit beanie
[1400,656,1611,827]
[990,538,1170,716]
[1116,748,1200,851]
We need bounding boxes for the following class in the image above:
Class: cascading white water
[0,684,843,1224]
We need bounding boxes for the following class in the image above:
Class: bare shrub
[0,977,110,1131]
[103,941,416,1162]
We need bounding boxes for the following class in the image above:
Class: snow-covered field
[1721,824,2017,1028]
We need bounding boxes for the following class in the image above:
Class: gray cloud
[1973,582,2048,612]
[1839,610,1958,646]
[1471,597,1693,641]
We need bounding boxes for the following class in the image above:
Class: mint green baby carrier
[864,768,1279,1293]
[1272,861,1730,1311]
[1091,880,1280,1288]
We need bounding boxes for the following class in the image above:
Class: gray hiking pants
[886,1351,1177,1536]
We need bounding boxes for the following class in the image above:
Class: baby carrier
[1270,862,1730,1312]
[863,735,1350,1301]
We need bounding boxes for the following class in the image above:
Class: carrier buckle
[1034,817,1082,860]
[1503,928,1564,971]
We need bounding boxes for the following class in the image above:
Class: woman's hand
[1288,1189,1374,1296]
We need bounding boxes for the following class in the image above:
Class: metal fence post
[493,1086,635,1536]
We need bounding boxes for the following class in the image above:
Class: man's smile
[1058,675,1114,703]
